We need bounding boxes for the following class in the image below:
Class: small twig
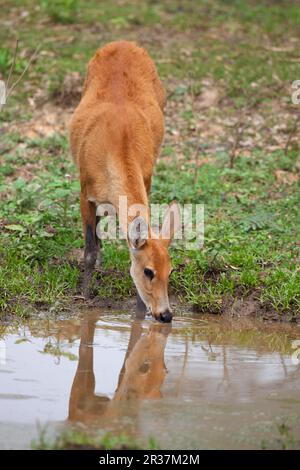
[193,144,203,186]
[284,112,300,155]
[229,95,259,168]
[229,112,247,168]
[175,337,189,397]
[6,39,19,92]
[6,44,40,100]
[229,82,286,168]
[189,86,203,185]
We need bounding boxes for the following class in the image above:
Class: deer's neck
[114,171,150,238]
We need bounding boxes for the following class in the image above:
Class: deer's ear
[128,216,148,250]
[161,201,181,246]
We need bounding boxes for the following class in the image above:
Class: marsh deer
[68,312,170,425]
[70,41,180,323]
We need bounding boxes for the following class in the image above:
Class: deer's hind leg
[80,193,100,299]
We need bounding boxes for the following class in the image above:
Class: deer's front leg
[80,195,100,299]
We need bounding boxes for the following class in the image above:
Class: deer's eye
[144,268,154,280]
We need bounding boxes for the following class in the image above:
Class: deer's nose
[159,310,173,323]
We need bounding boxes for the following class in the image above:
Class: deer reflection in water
[68,313,171,427]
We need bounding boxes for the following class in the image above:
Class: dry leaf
[197,88,219,109]
[275,170,299,185]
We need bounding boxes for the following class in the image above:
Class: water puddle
[0,310,300,449]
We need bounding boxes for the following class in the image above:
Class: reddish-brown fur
[69,312,169,424]
[70,41,179,322]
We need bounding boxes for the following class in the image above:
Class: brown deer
[70,41,180,323]
[68,312,170,426]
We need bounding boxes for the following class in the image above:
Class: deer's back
[70,41,165,172]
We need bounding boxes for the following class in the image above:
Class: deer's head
[128,202,181,323]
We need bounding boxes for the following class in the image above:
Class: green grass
[33,428,159,450]
[41,0,79,24]
[0,132,299,317]
[0,0,299,319]
[261,421,300,450]
[1,1,300,106]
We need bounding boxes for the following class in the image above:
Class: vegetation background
[0,0,299,320]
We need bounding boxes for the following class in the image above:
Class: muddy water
[0,310,300,449]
